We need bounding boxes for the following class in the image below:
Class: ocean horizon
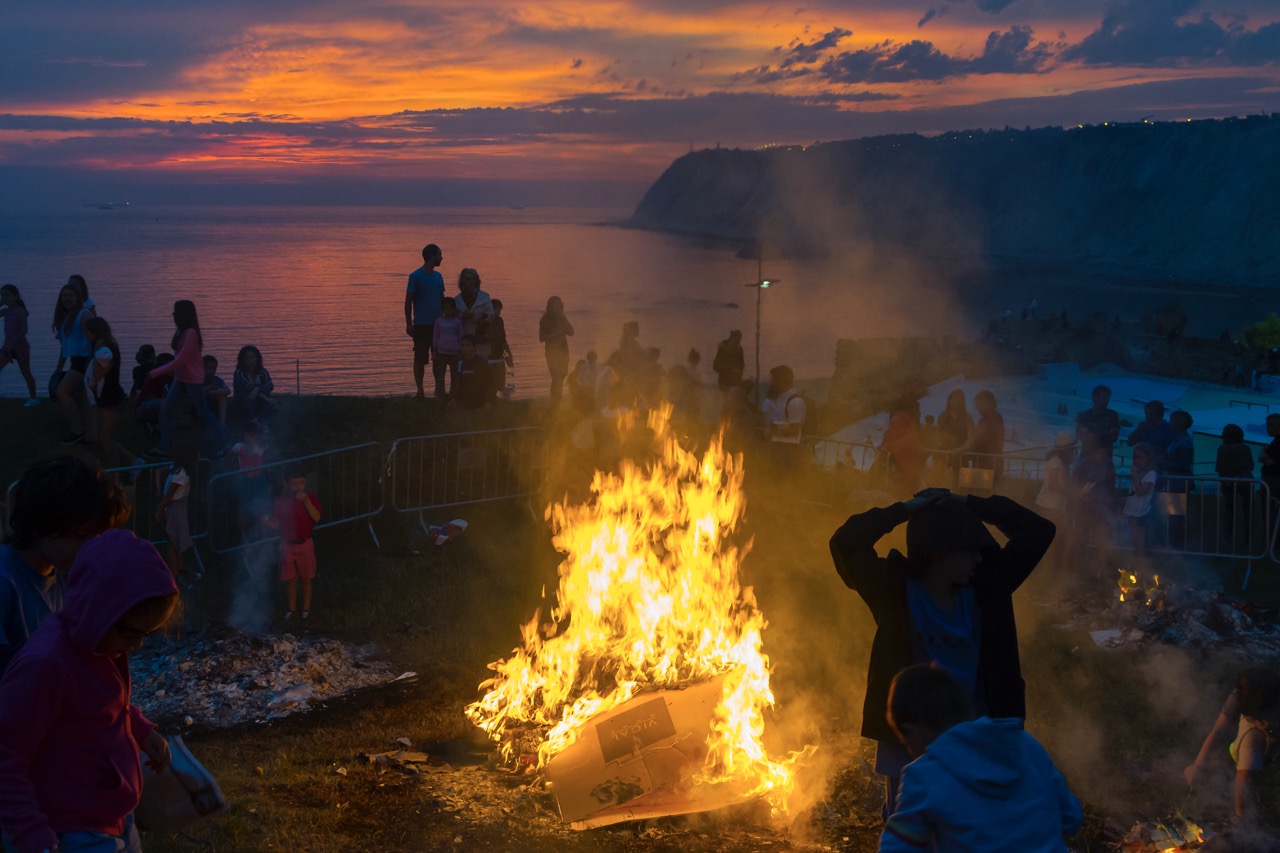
[1,203,1271,401]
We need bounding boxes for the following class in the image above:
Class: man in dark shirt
[1076,385,1119,455]
[1259,413,1280,501]
[1127,400,1175,466]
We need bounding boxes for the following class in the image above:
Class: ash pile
[1062,575,1280,654]
[132,628,409,728]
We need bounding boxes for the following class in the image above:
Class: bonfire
[465,407,812,827]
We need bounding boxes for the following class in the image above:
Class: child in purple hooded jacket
[0,530,178,853]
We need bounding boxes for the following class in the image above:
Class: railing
[1230,399,1271,412]
[1098,475,1272,570]
[805,437,879,472]
[106,458,214,549]
[387,428,544,524]
[205,442,385,554]
[9,426,1280,582]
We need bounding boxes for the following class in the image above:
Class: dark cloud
[820,25,1049,83]
[2,75,1274,177]
[0,1,446,105]
[919,9,939,28]
[780,28,852,68]
[1064,0,1280,66]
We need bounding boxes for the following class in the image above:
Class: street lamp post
[745,268,779,405]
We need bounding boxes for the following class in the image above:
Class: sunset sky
[2,0,1278,206]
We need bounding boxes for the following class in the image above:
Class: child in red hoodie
[0,530,178,853]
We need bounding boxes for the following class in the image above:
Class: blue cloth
[58,309,92,359]
[407,268,445,326]
[0,546,62,679]
[906,582,984,714]
[5,814,139,853]
[881,717,1082,852]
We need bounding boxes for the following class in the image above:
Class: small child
[0,453,130,676]
[431,297,462,399]
[154,445,199,581]
[453,334,491,410]
[0,284,39,406]
[881,664,1082,851]
[1123,442,1158,558]
[0,530,178,853]
[231,421,270,535]
[134,352,174,432]
[1185,667,1280,824]
[486,298,514,401]
[130,343,156,400]
[266,467,322,625]
[202,354,230,424]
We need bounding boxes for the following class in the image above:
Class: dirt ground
[131,474,1278,853]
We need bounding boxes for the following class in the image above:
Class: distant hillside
[629,116,1280,286]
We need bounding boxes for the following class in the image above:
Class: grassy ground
[4,394,1280,851]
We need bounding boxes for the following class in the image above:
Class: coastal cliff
[630,116,1280,287]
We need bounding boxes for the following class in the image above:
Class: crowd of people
[5,257,1280,852]
[404,245,513,409]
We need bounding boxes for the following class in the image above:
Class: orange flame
[465,406,809,812]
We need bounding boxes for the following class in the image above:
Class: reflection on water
[0,205,1267,399]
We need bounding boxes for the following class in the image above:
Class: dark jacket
[829,495,1055,744]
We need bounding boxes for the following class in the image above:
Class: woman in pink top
[146,300,227,457]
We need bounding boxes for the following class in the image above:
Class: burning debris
[133,628,411,728]
[1069,570,1280,655]
[465,408,814,827]
[1115,814,1213,851]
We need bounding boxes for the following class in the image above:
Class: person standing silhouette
[539,296,574,411]
[405,244,444,399]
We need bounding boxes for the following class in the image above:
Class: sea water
[0,205,1269,399]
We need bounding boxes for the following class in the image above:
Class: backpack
[785,389,820,437]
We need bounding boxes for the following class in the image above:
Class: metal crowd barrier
[1098,475,1272,578]
[387,428,544,532]
[805,437,879,472]
[106,457,215,573]
[205,442,385,554]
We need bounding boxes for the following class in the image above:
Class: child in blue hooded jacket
[880,664,1082,852]
[0,530,178,853]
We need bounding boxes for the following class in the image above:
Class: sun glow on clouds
[3,0,1279,182]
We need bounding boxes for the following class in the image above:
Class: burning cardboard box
[544,674,764,828]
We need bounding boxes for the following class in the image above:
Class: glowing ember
[1116,569,1162,607]
[465,407,811,823]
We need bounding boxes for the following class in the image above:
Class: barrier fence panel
[1101,475,1271,566]
[206,442,385,554]
[106,457,214,546]
[388,427,544,516]
[805,438,879,473]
